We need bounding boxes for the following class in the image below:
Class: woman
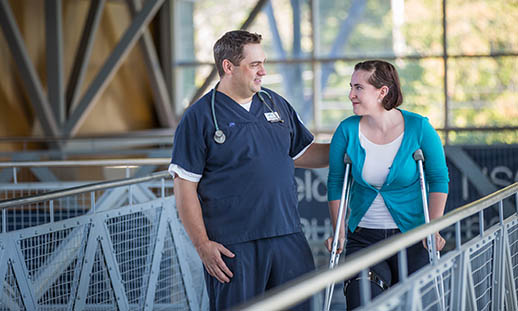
[326,60,449,309]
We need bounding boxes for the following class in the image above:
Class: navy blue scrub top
[171,88,314,245]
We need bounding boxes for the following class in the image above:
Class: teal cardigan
[327,110,449,233]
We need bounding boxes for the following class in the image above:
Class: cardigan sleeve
[327,122,349,201]
[420,118,449,193]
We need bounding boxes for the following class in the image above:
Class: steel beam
[0,0,60,137]
[66,0,106,114]
[64,0,165,137]
[445,146,497,196]
[127,0,176,128]
[45,0,65,125]
[159,0,176,119]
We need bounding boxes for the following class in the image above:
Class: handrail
[238,182,518,310]
[0,158,170,168]
[0,170,171,210]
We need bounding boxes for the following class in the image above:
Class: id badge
[264,112,281,122]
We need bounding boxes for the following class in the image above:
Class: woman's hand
[422,232,446,251]
[325,235,346,254]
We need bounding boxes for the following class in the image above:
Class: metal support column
[45,0,65,125]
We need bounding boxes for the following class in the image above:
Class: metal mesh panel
[154,226,189,310]
[36,226,88,309]
[105,209,160,310]
[419,266,453,311]
[19,228,75,279]
[5,202,51,232]
[0,260,26,311]
[420,278,443,311]
[52,195,92,222]
[85,241,117,309]
[18,226,87,309]
[441,269,453,310]
[0,188,48,201]
[178,226,205,306]
[470,240,495,311]
[1,190,99,232]
[509,222,518,301]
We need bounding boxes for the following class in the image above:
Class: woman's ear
[378,85,389,102]
[380,85,389,97]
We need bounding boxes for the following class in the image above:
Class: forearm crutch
[413,149,446,311]
[323,153,352,311]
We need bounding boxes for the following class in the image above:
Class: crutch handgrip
[413,149,424,162]
[344,153,352,164]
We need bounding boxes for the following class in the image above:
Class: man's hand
[422,232,446,252]
[324,235,345,254]
[197,240,235,283]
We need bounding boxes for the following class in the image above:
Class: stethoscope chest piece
[214,129,226,144]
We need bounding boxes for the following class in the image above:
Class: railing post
[499,200,504,225]
[91,191,96,213]
[398,249,408,282]
[493,199,506,310]
[478,210,484,237]
[360,268,371,307]
[50,200,54,223]
[2,208,6,233]
[12,167,17,184]
[161,178,165,198]
[455,221,461,250]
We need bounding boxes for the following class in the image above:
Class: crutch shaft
[413,149,445,311]
[324,153,352,311]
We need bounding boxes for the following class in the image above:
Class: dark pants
[204,232,315,311]
[344,227,429,310]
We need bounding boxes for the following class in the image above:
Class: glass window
[448,57,518,128]
[447,0,518,55]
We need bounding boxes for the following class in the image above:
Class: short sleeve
[170,108,207,177]
[283,100,314,158]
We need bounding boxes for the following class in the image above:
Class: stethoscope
[211,83,284,144]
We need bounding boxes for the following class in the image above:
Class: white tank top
[358,129,403,229]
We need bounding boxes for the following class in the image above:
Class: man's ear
[222,59,234,75]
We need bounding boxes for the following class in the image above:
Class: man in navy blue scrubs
[169,30,329,310]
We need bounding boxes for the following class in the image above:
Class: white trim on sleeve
[168,163,202,183]
[292,139,315,160]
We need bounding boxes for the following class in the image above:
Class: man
[169,30,329,310]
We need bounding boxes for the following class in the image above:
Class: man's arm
[173,176,235,283]
[294,143,330,168]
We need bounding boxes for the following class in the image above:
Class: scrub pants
[343,227,429,310]
[204,232,315,311]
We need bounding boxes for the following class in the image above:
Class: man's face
[231,43,267,97]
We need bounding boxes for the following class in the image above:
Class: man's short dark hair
[213,30,262,77]
[354,60,403,110]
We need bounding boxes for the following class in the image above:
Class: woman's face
[348,69,384,116]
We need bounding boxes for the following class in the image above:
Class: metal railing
[239,182,518,310]
[0,157,170,184]
[0,170,173,233]
[0,169,208,310]
[0,159,173,232]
